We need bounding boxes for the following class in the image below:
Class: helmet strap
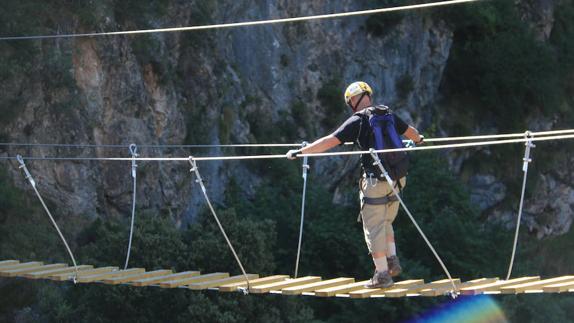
[351,93,368,112]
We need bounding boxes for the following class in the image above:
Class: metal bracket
[189,157,206,194]
[16,155,36,188]
[522,131,535,172]
[129,144,138,179]
[237,286,249,295]
[301,141,310,180]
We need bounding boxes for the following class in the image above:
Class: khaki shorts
[359,176,406,254]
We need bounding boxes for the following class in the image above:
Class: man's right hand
[286,149,302,160]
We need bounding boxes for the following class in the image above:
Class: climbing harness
[367,173,377,187]
[15,155,79,283]
[362,195,398,205]
[123,144,139,270]
[369,149,458,298]
[506,131,535,280]
[294,142,310,278]
[188,157,251,294]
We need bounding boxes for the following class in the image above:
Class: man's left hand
[286,149,302,160]
[416,135,425,145]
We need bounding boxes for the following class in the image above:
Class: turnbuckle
[16,155,36,188]
[129,144,138,179]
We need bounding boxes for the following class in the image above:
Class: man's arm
[403,126,424,144]
[286,135,341,159]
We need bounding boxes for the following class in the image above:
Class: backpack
[360,105,409,181]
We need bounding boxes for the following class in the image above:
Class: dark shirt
[331,106,409,176]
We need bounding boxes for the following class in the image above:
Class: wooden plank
[50,267,119,281]
[349,279,425,299]
[219,275,290,292]
[282,278,355,296]
[543,281,574,293]
[77,268,145,283]
[131,271,200,287]
[0,262,43,273]
[501,276,574,294]
[1,264,67,278]
[0,263,48,277]
[315,280,371,297]
[250,276,322,294]
[189,274,259,290]
[421,278,499,297]
[25,265,94,279]
[383,278,462,298]
[159,273,229,288]
[460,277,540,296]
[0,260,20,267]
[102,270,173,285]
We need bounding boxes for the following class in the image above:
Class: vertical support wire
[16,155,79,282]
[369,149,458,298]
[506,131,535,280]
[188,157,251,293]
[124,144,138,270]
[294,142,309,278]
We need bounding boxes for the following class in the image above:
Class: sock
[373,257,388,272]
[387,242,396,257]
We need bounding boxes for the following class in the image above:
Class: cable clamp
[301,141,310,176]
[522,131,535,172]
[188,156,204,186]
[449,290,458,299]
[237,286,249,295]
[188,156,197,172]
[16,155,36,188]
[524,131,536,147]
[129,144,138,178]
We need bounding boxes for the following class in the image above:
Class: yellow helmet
[344,81,373,105]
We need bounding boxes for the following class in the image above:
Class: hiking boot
[365,270,394,289]
[387,255,402,277]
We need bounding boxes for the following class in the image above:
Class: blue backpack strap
[367,106,404,150]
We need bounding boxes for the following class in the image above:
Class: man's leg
[386,223,402,277]
[386,177,406,277]
[386,226,396,257]
[360,177,393,288]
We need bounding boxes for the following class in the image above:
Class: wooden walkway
[2,260,573,298]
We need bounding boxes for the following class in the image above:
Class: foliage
[364,0,409,37]
[1,150,571,322]
[440,0,568,131]
[112,0,170,28]
[1,0,574,321]
[317,78,346,130]
[396,73,414,100]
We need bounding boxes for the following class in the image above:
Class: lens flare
[406,295,508,323]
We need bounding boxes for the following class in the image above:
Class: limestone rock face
[469,174,507,212]
[1,0,571,239]
[0,1,454,223]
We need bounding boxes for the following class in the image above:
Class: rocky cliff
[0,0,572,238]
